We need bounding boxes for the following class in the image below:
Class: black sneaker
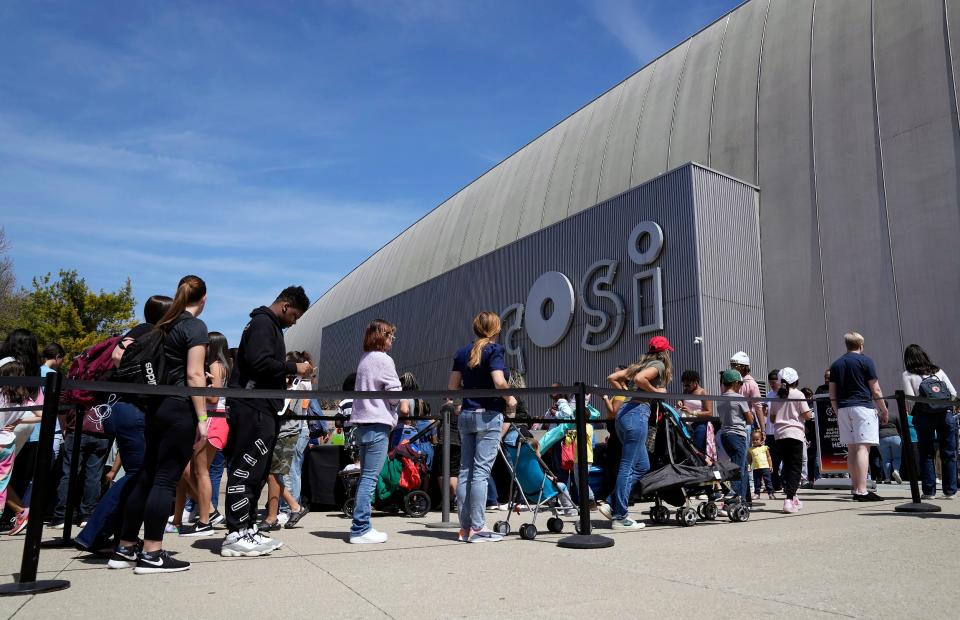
[209,509,224,527]
[853,491,885,502]
[107,540,143,569]
[133,550,190,574]
[179,521,215,537]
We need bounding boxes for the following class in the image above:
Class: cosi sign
[500,220,665,373]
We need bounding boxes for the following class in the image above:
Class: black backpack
[113,329,167,388]
[915,374,953,414]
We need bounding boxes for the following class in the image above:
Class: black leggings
[119,397,196,542]
[776,437,804,500]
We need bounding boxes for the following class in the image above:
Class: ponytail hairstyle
[468,311,501,369]
[777,379,798,399]
[156,275,206,332]
[205,331,232,377]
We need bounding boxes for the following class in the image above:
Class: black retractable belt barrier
[426,407,458,530]
[893,390,940,514]
[558,382,614,549]
[0,371,71,596]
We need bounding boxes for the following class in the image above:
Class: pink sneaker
[793,497,803,510]
[781,499,798,514]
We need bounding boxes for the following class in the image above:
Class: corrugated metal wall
[313,165,763,413]
[288,0,960,392]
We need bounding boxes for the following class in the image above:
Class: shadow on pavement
[396,529,459,541]
[309,531,351,542]
[859,511,960,520]
[191,538,224,555]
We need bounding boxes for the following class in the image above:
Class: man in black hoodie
[221,286,313,557]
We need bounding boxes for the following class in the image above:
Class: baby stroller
[492,425,580,540]
[340,422,436,519]
[637,402,747,526]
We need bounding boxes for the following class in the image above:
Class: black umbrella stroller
[636,403,748,526]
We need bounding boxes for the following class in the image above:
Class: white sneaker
[220,531,274,557]
[249,526,283,550]
[782,499,798,514]
[597,502,613,521]
[468,528,503,543]
[277,512,290,525]
[497,503,510,511]
[942,494,956,500]
[921,494,936,500]
[891,470,902,484]
[350,529,388,544]
[611,518,645,530]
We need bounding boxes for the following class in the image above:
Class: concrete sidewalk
[1,487,956,619]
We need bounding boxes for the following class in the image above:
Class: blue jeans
[74,402,145,550]
[284,425,310,508]
[913,411,958,496]
[53,431,111,520]
[878,435,902,481]
[691,421,708,453]
[457,409,503,532]
[720,432,749,500]
[350,423,391,537]
[607,402,650,520]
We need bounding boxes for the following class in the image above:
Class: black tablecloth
[302,445,347,507]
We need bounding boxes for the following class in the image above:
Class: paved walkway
[1,487,956,619]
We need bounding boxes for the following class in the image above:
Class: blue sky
[0,0,740,346]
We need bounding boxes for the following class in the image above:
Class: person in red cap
[597,336,674,530]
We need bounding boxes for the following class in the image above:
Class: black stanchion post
[0,371,71,596]
[42,405,83,548]
[894,390,940,513]
[426,405,458,530]
[558,382,614,549]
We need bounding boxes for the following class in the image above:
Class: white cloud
[585,0,670,65]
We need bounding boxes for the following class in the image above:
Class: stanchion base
[556,534,615,549]
[894,501,942,513]
[0,579,71,597]
[39,538,75,549]
[425,520,461,529]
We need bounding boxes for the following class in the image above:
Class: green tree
[18,269,136,356]
[0,227,24,338]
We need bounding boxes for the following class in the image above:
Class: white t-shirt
[902,370,957,398]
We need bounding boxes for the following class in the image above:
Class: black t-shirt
[164,312,209,389]
[123,322,154,341]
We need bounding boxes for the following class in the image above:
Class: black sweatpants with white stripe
[224,399,278,533]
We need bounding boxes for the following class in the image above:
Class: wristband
[197,414,208,422]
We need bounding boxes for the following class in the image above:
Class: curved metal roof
[288,0,960,381]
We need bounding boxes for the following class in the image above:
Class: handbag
[560,432,576,471]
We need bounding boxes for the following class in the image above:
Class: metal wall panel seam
[498,139,545,247]
[590,78,628,208]
[808,0,831,362]
[625,61,661,200]
[706,15,733,167]
[563,102,601,220]
[539,110,589,230]
[690,167,708,381]
[869,0,905,356]
[664,38,695,171]
[943,0,960,183]
[754,0,773,183]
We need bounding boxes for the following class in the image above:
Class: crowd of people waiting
[1,273,957,572]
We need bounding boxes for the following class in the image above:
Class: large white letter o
[524,271,575,348]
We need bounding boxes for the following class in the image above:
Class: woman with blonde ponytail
[448,311,516,543]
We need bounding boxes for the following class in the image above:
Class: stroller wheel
[735,505,751,522]
[729,505,742,522]
[493,520,510,535]
[678,507,698,527]
[650,505,670,524]
[703,502,719,521]
[547,517,564,533]
[403,491,431,518]
[519,523,538,540]
[696,502,706,518]
[342,498,356,519]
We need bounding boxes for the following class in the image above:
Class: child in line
[770,367,813,514]
[749,431,775,499]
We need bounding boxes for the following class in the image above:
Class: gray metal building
[287,0,960,395]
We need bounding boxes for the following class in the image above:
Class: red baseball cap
[648,336,674,353]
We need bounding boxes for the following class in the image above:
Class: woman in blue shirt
[448,311,516,543]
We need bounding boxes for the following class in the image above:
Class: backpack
[62,336,122,408]
[915,374,953,413]
[113,328,167,388]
